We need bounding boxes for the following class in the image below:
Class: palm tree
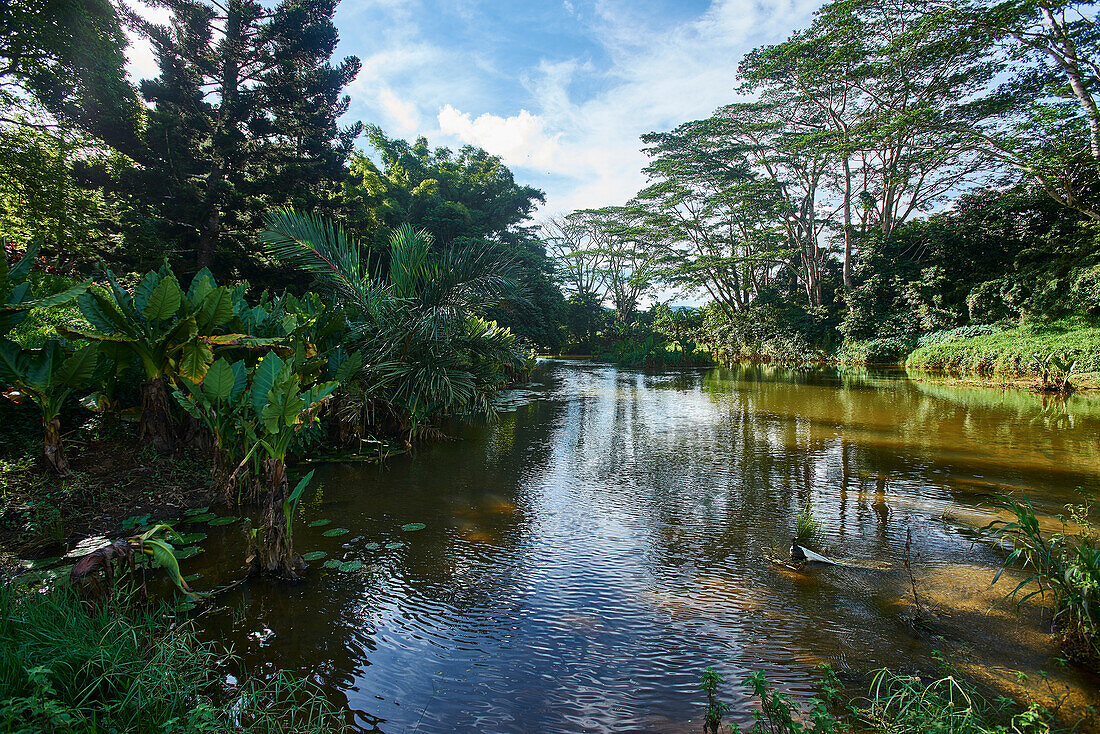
[260,209,529,441]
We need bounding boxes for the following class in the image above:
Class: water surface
[190,361,1100,732]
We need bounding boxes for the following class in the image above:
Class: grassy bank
[0,583,348,733]
[905,318,1100,378]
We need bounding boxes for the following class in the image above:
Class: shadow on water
[185,360,1100,733]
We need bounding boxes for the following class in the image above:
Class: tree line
[546,0,1100,364]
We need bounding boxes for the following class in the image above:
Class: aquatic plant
[700,667,730,734]
[1029,350,1079,392]
[794,502,824,549]
[985,495,1099,668]
[741,669,844,734]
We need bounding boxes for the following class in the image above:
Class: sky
[125,0,825,218]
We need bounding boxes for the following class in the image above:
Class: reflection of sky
[194,362,1100,733]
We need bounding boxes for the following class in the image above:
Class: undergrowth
[0,583,348,733]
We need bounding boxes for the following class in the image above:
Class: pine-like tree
[124,0,362,276]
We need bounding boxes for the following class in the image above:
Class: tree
[542,215,607,298]
[0,0,142,149]
[342,128,563,349]
[739,0,999,289]
[965,0,1100,219]
[261,210,529,441]
[123,0,361,274]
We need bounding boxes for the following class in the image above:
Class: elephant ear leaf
[335,350,363,383]
[179,341,214,383]
[261,386,305,434]
[0,340,23,384]
[7,241,39,283]
[202,358,235,402]
[197,287,234,331]
[133,271,161,314]
[55,345,99,388]
[250,354,284,414]
[187,268,216,304]
[143,275,183,322]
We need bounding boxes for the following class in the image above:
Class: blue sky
[126,0,825,216]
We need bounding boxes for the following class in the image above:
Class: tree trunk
[140,376,176,454]
[42,417,69,475]
[842,155,853,291]
[249,457,304,579]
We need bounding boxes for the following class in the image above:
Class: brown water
[186,360,1100,732]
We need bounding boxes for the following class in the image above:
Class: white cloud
[438,105,561,168]
[378,87,422,135]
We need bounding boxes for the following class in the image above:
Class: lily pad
[208,516,238,526]
[322,528,349,537]
[173,546,204,559]
[184,506,210,516]
[384,542,404,550]
[178,532,207,544]
[121,514,151,530]
[364,542,380,550]
[338,560,363,572]
[323,559,340,569]
[301,551,327,561]
[188,513,217,523]
[308,519,331,527]
[401,522,426,532]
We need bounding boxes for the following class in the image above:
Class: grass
[986,495,1099,669]
[906,317,1100,378]
[794,502,824,549]
[0,582,349,733]
[724,663,1057,734]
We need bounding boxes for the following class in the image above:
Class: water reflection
[190,361,1100,732]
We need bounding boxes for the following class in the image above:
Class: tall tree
[740,0,999,289]
[124,0,361,274]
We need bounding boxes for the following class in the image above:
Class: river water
[190,360,1100,732]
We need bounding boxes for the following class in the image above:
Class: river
[189,360,1100,732]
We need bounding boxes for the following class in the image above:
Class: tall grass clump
[794,502,825,549]
[0,583,348,733]
[986,495,1099,669]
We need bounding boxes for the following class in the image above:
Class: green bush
[836,336,914,365]
[906,318,1100,376]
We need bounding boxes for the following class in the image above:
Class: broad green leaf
[364,542,380,550]
[385,542,404,549]
[187,268,216,304]
[143,538,194,595]
[27,280,91,310]
[323,559,340,569]
[229,360,248,401]
[133,271,161,314]
[7,241,38,283]
[184,506,210,516]
[76,291,132,335]
[250,354,284,414]
[261,386,305,434]
[197,287,234,331]
[178,532,207,544]
[179,341,214,383]
[302,551,327,561]
[202,358,235,401]
[188,513,217,523]
[172,546,204,559]
[338,560,363,572]
[0,340,23,384]
[308,519,331,527]
[208,516,238,526]
[401,523,426,532]
[334,350,363,383]
[143,275,183,321]
[56,345,99,388]
[322,528,349,537]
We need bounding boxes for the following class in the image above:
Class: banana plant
[1,240,89,338]
[60,264,276,452]
[70,524,197,598]
[0,339,99,474]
